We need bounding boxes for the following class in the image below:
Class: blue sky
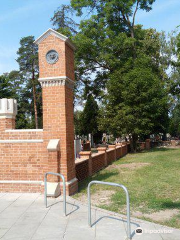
[0,0,180,75]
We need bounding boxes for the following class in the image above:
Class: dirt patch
[78,190,115,206]
[107,162,151,171]
[120,162,151,170]
[132,209,180,222]
[166,146,180,149]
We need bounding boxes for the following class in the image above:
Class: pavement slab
[0,193,179,240]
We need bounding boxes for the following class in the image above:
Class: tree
[98,53,169,151]
[0,74,16,99]
[164,30,180,138]
[71,0,156,98]
[51,1,169,150]
[74,94,102,143]
[51,4,78,37]
[71,0,170,151]
[169,101,180,138]
[74,110,83,136]
[16,36,42,129]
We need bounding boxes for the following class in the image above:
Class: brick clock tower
[34,29,78,195]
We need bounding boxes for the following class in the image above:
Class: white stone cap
[34,28,76,50]
[47,139,60,152]
[0,98,17,118]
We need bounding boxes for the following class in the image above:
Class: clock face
[46,50,59,64]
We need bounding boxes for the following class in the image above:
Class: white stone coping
[47,139,60,151]
[0,116,15,119]
[38,76,74,81]
[5,129,43,132]
[38,76,75,88]
[0,180,43,184]
[34,28,76,50]
[0,178,78,186]
[0,98,17,117]
[62,178,78,185]
[0,139,43,143]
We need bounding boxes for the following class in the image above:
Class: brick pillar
[145,139,151,150]
[79,151,92,176]
[35,29,78,195]
[171,140,176,147]
[108,145,116,161]
[0,99,17,131]
[97,147,107,166]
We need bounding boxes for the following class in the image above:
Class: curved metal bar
[88,180,131,240]
[44,172,66,216]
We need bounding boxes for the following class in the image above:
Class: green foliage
[51,4,78,37]
[0,37,42,129]
[163,30,180,98]
[169,101,180,137]
[71,0,158,99]
[70,0,170,150]
[0,73,17,99]
[16,36,42,129]
[81,94,99,134]
[17,36,38,74]
[99,54,169,138]
[0,71,32,128]
[74,110,83,135]
[163,30,180,137]
[74,94,102,142]
[71,0,156,17]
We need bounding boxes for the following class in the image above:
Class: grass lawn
[74,148,180,228]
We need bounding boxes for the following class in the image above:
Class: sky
[0,0,180,75]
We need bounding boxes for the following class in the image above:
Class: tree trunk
[129,134,138,153]
[32,70,38,129]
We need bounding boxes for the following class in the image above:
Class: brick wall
[116,146,122,159]
[92,153,105,174]
[76,143,130,182]
[75,159,89,181]
[122,145,127,156]
[0,29,78,195]
[138,142,146,150]
[107,149,116,165]
[0,130,47,192]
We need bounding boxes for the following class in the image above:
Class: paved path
[0,193,179,240]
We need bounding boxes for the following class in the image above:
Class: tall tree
[70,0,169,151]
[81,94,99,134]
[74,94,102,142]
[51,4,78,37]
[71,0,156,97]
[169,100,180,138]
[163,30,180,138]
[98,51,169,151]
[0,74,16,99]
[16,36,41,129]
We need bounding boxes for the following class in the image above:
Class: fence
[75,143,129,182]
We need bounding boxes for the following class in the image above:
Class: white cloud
[136,0,180,21]
[0,0,63,23]
[0,5,35,23]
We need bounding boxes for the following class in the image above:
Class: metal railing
[88,180,131,240]
[44,172,66,216]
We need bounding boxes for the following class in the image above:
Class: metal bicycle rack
[88,180,131,240]
[44,172,66,216]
